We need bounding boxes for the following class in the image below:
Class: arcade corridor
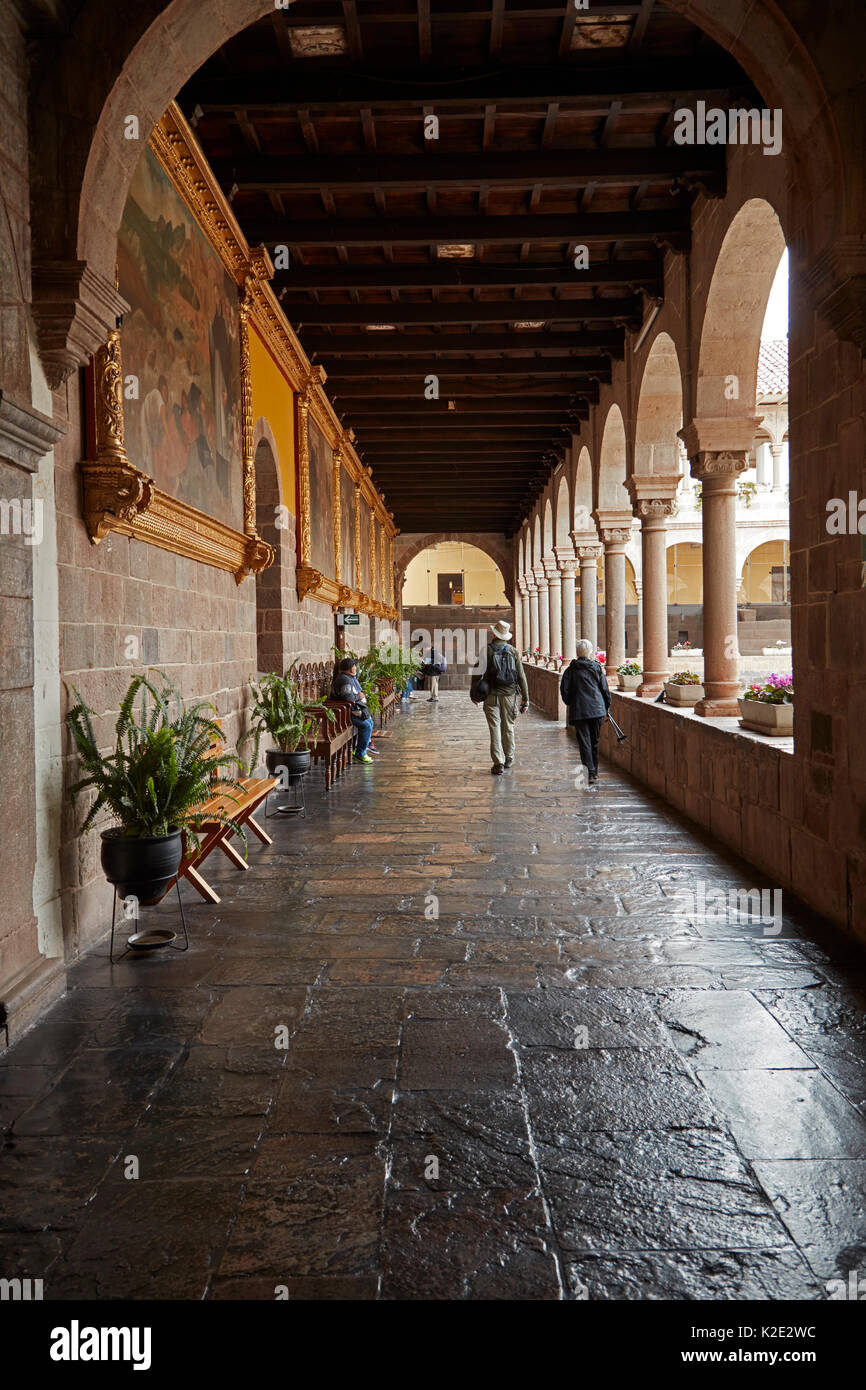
[2,696,864,1301]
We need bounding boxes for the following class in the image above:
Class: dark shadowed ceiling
[179,0,756,534]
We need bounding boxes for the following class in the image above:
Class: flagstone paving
[2,693,866,1300]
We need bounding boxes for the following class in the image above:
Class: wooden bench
[296,661,355,790]
[376,676,399,731]
[154,724,277,906]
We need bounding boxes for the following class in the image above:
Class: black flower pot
[100,828,183,906]
[265,747,311,779]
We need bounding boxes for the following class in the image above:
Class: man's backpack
[490,643,519,688]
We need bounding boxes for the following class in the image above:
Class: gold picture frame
[81,102,398,612]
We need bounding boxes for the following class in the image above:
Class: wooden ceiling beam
[304,330,624,355]
[247,210,689,247]
[289,298,639,325]
[182,60,750,111]
[216,147,722,191]
[277,262,655,291]
[320,356,612,378]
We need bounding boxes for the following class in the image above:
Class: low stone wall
[525,665,852,938]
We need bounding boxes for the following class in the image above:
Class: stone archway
[395,532,513,606]
[253,434,283,674]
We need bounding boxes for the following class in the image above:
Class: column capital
[556,553,578,578]
[593,509,634,546]
[576,543,603,562]
[678,416,762,461]
[689,449,750,483]
[533,565,549,589]
[543,559,561,582]
[626,475,680,518]
[517,576,528,596]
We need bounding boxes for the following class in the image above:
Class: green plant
[742,674,793,704]
[240,671,327,770]
[66,671,245,850]
[618,661,642,675]
[667,670,703,685]
[738,479,758,508]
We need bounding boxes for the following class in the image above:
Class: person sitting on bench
[332,657,375,763]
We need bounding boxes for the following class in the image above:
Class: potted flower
[617,661,642,691]
[66,671,245,905]
[664,670,705,706]
[738,674,793,735]
[671,640,703,656]
[240,670,329,779]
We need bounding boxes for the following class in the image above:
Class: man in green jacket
[471,619,529,775]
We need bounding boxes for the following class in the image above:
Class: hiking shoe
[354,753,373,763]
[491,764,504,775]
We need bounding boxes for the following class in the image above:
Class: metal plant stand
[109,880,190,963]
[266,768,309,819]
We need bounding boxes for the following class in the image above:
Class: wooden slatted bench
[153,725,277,906]
[376,677,399,731]
[297,661,354,790]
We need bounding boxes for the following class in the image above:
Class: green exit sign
[344,613,361,626]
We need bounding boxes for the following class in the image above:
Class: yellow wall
[667,543,703,603]
[249,324,296,512]
[403,542,508,606]
[741,540,790,602]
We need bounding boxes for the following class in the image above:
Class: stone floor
[2,693,866,1301]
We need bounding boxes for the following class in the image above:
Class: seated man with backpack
[470,620,529,775]
[331,656,376,763]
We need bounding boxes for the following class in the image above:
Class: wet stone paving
[2,693,866,1300]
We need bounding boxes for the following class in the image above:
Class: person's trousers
[351,712,374,756]
[484,687,519,767]
[428,674,439,697]
[573,717,604,777]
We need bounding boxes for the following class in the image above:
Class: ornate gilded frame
[81,105,274,582]
[81,102,399,613]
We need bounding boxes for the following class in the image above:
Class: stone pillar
[535,568,550,656]
[770,443,785,490]
[680,420,761,716]
[626,477,680,697]
[573,540,602,647]
[756,442,771,487]
[527,580,539,653]
[545,562,562,661]
[633,579,644,658]
[557,556,578,661]
[514,578,525,651]
[594,511,633,673]
[519,581,530,653]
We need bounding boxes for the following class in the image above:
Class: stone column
[514,578,525,651]
[770,443,785,490]
[519,581,530,653]
[545,561,562,661]
[680,420,761,716]
[573,539,602,647]
[594,510,633,673]
[527,579,539,653]
[633,579,644,659]
[557,554,578,661]
[626,477,680,697]
[534,568,550,656]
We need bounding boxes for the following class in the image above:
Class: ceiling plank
[247,210,689,247]
[276,262,656,291]
[289,298,639,325]
[319,356,612,378]
[303,330,624,355]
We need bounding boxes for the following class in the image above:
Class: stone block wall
[402,604,513,687]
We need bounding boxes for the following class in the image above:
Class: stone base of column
[694,686,742,718]
[637,675,665,698]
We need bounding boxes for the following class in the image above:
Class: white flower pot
[737,697,793,735]
[671,648,702,657]
[664,681,704,707]
[617,673,641,691]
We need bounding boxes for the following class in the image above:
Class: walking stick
[607,711,629,743]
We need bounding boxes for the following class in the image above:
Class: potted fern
[66,672,245,905]
[240,670,329,779]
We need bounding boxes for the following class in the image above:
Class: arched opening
[573,447,593,533]
[402,540,508,608]
[696,200,787,421]
[597,405,629,511]
[555,475,571,549]
[253,435,283,675]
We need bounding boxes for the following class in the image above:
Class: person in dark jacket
[331,657,375,763]
[559,639,611,786]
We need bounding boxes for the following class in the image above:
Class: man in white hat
[470,619,529,775]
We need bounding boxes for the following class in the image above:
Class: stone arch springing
[696,199,787,421]
[574,447,593,533]
[634,332,684,482]
[597,405,630,512]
